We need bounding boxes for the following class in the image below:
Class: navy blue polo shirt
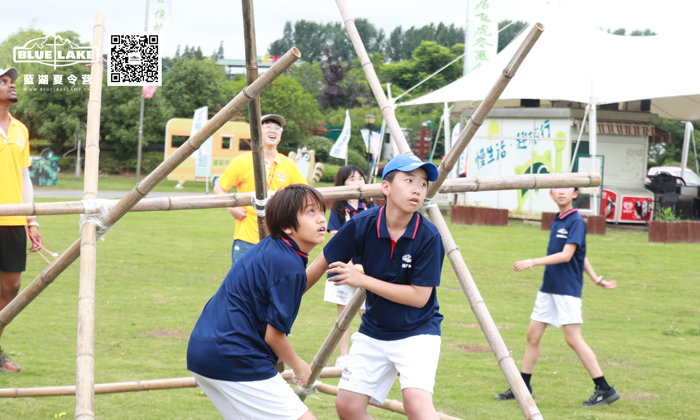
[187,234,308,382]
[324,205,444,341]
[328,201,369,232]
[541,208,587,298]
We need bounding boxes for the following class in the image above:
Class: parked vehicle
[645,166,700,186]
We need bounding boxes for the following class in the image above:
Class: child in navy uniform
[307,154,445,420]
[187,184,327,420]
[323,165,372,367]
[496,187,620,407]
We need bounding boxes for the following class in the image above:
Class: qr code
[107,33,162,86]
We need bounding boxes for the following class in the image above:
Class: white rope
[294,381,322,399]
[254,196,270,218]
[79,199,117,241]
[421,193,444,212]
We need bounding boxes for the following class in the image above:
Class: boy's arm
[584,257,617,289]
[264,324,311,386]
[327,262,432,308]
[305,251,329,294]
[513,243,578,272]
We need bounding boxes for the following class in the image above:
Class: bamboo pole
[0,47,301,334]
[314,382,464,420]
[0,172,600,217]
[241,0,269,241]
[75,13,105,420]
[335,2,543,418]
[295,287,366,400]
[426,23,544,198]
[0,367,344,399]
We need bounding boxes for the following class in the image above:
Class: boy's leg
[336,390,373,420]
[562,324,603,378]
[402,388,439,420]
[522,320,548,373]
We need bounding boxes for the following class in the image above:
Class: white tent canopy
[403,18,700,121]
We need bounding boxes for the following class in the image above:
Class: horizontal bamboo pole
[0,367,344,399]
[295,288,366,400]
[2,172,601,216]
[314,382,463,420]
[0,47,301,334]
[427,23,544,198]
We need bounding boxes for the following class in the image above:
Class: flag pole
[135,0,148,183]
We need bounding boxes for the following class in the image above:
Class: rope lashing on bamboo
[78,199,117,241]
[253,195,271,218]
[295,381,322,399]
[420,193,444,212]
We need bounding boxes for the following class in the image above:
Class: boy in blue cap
[306,154,445,420]
[495,186,619,407]
[187,184,327,420]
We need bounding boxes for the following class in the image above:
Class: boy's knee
[526,331,541,346]
[335,393,360,420]
[402,388,435,418]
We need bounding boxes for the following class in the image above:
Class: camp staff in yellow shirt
[214,114,307,266]
[0,67,40,373]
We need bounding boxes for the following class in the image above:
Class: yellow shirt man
[0,114,30,226]
[214,114,307,265]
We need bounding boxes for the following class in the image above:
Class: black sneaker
[495,386,534,401]
[581,386,620,406]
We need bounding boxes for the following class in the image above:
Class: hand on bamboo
[292,360,312,387]
[28,226,42,252]
[327,262,365,288]
[513,259,533,272]
[228,207,247,220]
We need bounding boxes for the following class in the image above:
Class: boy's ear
[282,227,293,236]
[381,180,391,197]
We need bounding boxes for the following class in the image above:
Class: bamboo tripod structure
[0,5,602,420]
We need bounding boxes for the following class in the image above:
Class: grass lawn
[0,202,698,419]
[36,173,334,194]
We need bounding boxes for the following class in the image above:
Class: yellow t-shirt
[218,151,308,244]
[0,115,31,226]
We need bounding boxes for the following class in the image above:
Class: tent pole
[589,79,598,216]
[681,122,692,180]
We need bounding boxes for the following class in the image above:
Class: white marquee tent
[403,17,700,121]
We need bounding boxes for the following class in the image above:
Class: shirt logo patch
[556,228,568,239]
[402,254,412,268]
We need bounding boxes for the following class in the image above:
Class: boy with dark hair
[306,154,445,420]
[496,186,620,406]
[187,184,326,420]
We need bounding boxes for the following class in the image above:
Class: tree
[288,61,324,100]
[229,74,322,154]
[160,58,228,118]
[380,41,463,94]
[385,23,464,62]
[497,20,528,52]
[318,47,372,110]
[650,119,700,168]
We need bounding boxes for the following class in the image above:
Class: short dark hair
[266,184,326,239]
[331,165,370,217]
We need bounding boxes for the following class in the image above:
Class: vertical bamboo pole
[241,0,269,240]
[295,288,366,400]
[0,48,301,333]
[75,13,105,420]
[335,2,543,418]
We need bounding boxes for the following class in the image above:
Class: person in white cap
[0,67,40,373]
[214,114,307,266]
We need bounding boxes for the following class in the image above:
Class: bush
[299,136,368,170]
[321,164,340,183]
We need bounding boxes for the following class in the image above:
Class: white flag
[147,0,172,33]
[465,0,497,74]
[330,109,351,160]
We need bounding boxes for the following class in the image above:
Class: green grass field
[0,202,698,419]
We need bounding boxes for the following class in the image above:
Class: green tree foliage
[650,119,700,168]
[380,41,463,93]
[385,23,464,62]
[268,19,385,63]
[608,28,657,36]
[288,61,323,100]
[322,106,383,157]
[229,74,322,154]
[160,58,228,118]
[318,48,373,110]
[497,20,528,52]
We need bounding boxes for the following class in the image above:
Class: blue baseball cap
[382,154,439,182]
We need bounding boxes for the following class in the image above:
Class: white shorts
[338,332,441,405]
[530,291,583,328]
[323,280,366,310]
[191,372,309,420]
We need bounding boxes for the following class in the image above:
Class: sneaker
[335,355,350,367]
[581,386,620,406]
[0,346,20,373]
[495,386,534,401]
